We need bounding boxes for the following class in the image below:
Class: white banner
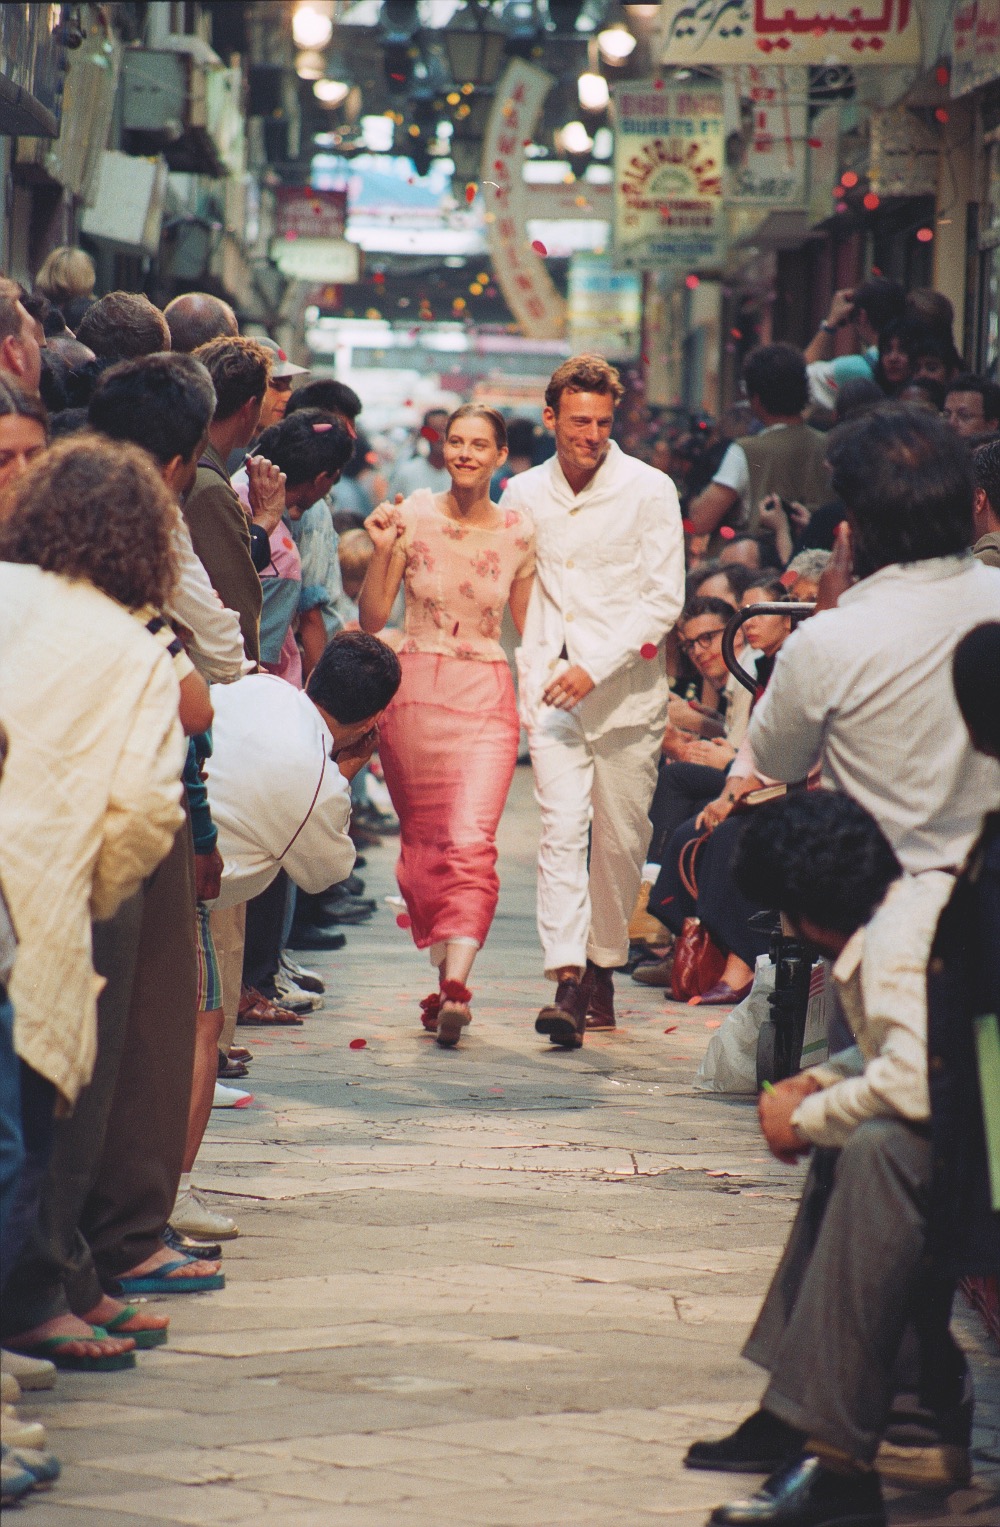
[723,65,808,206]
[612,81,725,270]
[479,61,566,341]
[659,1,923,67]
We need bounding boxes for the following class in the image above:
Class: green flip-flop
[116,1255,224,1296]
[100,1304,169,1349]
[6,1326,136,1372]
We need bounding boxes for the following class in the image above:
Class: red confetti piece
[349,1038,367,1049]
[719,525,737,540]
[936,65,950,86]
[840,170,858,188]
[863,192,880,211]
[466,182,477,202]
[531,239,547,255]
[664,1025,677,1034]
[396,912,411,929]
[653,78,664,89]
[684,274,700,289]
[916,226,934,243]
[835,201,849,214]
[420,425,440,442]
[704,1019,722,1029]
[807,137,822,149]
[452,621,460,636]
[640,642,658,660]
[934,107,949,123]
[681,517,694,534]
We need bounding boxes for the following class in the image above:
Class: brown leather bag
[670,833,727,1000]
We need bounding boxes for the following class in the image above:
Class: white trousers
[529,709,661,978]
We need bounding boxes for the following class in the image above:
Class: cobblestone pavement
[22,767,1000,1526]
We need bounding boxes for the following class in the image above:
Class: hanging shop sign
[723,64,808,205]
[951,1,1000,97]
[659,1,923,66]
[806,102,842,226]
[612,81,725,270]
[568,254,641,359]
[275,187,347,241]
[867,106,939,197]
[480,60,566,341]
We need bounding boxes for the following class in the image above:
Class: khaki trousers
[211,901,247,1055]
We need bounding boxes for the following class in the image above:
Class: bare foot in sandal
[82,1295,170,1338]
[6,1313,135,1362]
[121,1245,221,1281]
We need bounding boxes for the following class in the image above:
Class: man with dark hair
[183,336,280,668]
[75,291,171,362]
[747,405,1000,876]
[690,344,829,542]
[0,277,43,395]
[943,373,1000,439]
[805,275,905,367]
[163,292,238,353]
[286,376,362,425]
[692,791,960,1527]
[972,440,1000,568]
[204,633,401,910]
[500,354,684,1046]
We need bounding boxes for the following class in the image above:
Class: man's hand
[334,725,379,781]
[542,664,595,710]
[686,737,736,768]
[662,722,696,761]
[696,793,734,832]
[246,454,287,534]
[194,846,224,903]
[825,288,855,330]
[364,496,405,554]
[756,493,789,532]
[758,1072,821,1163]
[814,520,854,611]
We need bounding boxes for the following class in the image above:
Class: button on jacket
[748,554,1000,872]
[500,442,685,737]
[204,673,355,909]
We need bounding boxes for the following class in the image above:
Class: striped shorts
[195,901,223,1012]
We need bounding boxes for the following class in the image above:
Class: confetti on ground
[349,1038,367,1050]
[531,239,547,255]
[704,1019,722,1029]
[664,1025,678,1034]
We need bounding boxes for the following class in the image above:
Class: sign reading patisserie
[659,1,922,66]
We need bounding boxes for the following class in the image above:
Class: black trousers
[650,813,771,969]
[242,869,288,990]
[648,760,726,865]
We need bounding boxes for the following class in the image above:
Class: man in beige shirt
[687,791,965,1527]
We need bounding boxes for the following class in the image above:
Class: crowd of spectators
[0,250,997,1527]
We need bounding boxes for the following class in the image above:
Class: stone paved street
[21,767,1000,1527]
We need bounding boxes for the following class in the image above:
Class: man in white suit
[501,356,685,1047]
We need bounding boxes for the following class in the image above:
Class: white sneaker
[0,1406,46,1451]
[212,1081,253,1109]
[279,953,324,994]
[0,1373,19,1405]
[0,1352,55,1392]
[272,969,321,1012]
[171,1188,239,1241]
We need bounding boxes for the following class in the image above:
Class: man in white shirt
[205,632,401,909]
[747,405,1000,874]
[690,792,964,1527]
[500,356,684,1047]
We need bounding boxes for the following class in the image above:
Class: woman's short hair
[0,432,178,610]
[34,246,96,306]
[0,379,48,435]
[445,404,508,450]
[826,405,975,578]
[192,336,271,421]
[545,354,624,414]
[785,548,831,583]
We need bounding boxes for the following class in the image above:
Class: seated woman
[649,577,794,1004]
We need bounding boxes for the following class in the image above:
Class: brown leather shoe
[631,954,675,987]
[584,961,615,1029]
[535,975,589,1049]
[236,984,304,1027]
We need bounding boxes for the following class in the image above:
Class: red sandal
[436,980,472,1048]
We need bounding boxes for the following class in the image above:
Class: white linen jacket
[500,442,685,738]
[0,565,184,1106]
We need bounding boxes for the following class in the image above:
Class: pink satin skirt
[377,653,520,951]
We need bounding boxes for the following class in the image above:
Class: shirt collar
[550,439,621,501]
[832,924,864,984]
[839,551,976,605]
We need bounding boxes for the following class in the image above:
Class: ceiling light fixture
[558,120,593,156]
[292,3,334,50]
[296,50,326,80]
[314,79,350,106]
[578,72,609,111]
[597,24,636,63]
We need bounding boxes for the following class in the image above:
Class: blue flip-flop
[116,1255,224,1295]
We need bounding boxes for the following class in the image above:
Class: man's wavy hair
[0,432,178,609]
[192,335,271,421]
[545,354,624,414]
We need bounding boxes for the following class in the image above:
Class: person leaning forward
[500,355,685,1048]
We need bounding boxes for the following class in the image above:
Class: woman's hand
[364,496,405,554]
[696,794,734,832]
[685,737,736,768]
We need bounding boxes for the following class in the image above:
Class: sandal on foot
[436,981,472,1048]
[419,992,441,1032]
[5,1326,136,1373]
[115,1255,224,1296]
[99,1305,168,1349]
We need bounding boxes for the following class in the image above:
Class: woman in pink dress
[359,406,535,1047]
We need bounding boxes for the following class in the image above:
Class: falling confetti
[531,239,547,255]
[349,1038,367,1049]
[396,912,412,929]
[465,182,477,202]
[718,525,737,541]
[681,518,694,534]
[640,643,658,660]
[807,137,822,148]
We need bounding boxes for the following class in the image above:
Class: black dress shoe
[686,1409,804,1473]
[342,873,366,897]
[163,1224,223,1261]
[708,1455,885,1526]
[287,926,348,951]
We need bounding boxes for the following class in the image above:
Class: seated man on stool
[688,789,964,1527]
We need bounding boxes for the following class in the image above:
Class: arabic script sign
[480,61,566,341]
[951,1,1000,97]
[660,1,922,66]
[723,64,807,205]
[612,82,726,270]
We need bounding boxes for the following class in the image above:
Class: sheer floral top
[396,489,535,662]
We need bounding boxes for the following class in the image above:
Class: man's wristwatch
[819,319,836,334]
